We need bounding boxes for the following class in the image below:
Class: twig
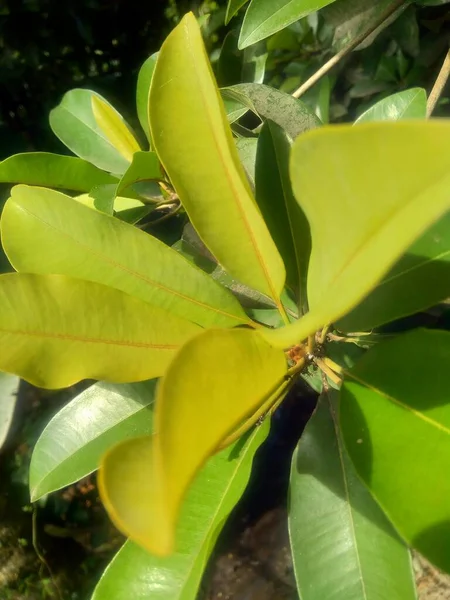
[292,0,408,99]
[427,49,450,117]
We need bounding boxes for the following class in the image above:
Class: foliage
[0,1,450,599]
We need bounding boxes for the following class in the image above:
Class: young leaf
[222,83,321,139]
[93,422,269,600]
[336,212,450,332]
[340,328,450,574]
[91,95,141,163]
[99,328,287,555]
[149,13,286,305]
[30,381,156,501]
[225,0,250,23]
[0,373,19,451]
[289,392,417,600]
[355,88,427,124]
[136,52,158,144]
[238,0,338,49]
[255,120,310,309]
[0,273,200,389]
[2,185,250,328]
[115,151,163,197]
[0,153,116,191]
[50,89,139,174]
[260,121,450,348]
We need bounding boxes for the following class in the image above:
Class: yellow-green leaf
[91,95,141,163]
[99,328,287,555]
[0,273,200,389]
[149,13,285,304]
[2,185,250,328]
[260,121,450,348]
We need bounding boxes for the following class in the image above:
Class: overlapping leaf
[340,328,450,573]
[2,185,249,328]
[225,0,250,23]
[289,392,416,600]
[0,273,200,388]
[30,380,157,501]
[136,53,158,143]
[355,88,427,123]
[149,13,285,304]
[0,373,19,451]
[100,328,287,555]
[260,121,450,348]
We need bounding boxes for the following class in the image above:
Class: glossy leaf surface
[0,373,19,451]
[136,53,158,143]
[50,89,137,173]
[0,273,200,389]
[30,381,156,501]
[223,83,320,139]
[341,329,450,573]
[0,153,116,191]
[239,0,337,48]
[290,393,416,600]
[2,185,249,328]
[355,88,427,124]
[100,328,286,554]
[261,122,450,348]
[149,14,285,302]
[94,422,269,600]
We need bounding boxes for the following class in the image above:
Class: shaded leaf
[222,83,321,139]
[2,185,249,329]
[0,373,19,451]
[0,273,200,389]
[355,88,427,123]
[0,153,116,191]
[115,151,163,198]
[260,121,450,348]
[30,381,156,501]
[340,328,450,574]
[50,89,138,174]
[222,93,249,123]
[150,14,285,304]
[236,137,258,188]
[100,328,287,554]
[136,53,159,144]
[239,0,337,49]
[93,422,269,600]
[225,0,250,23]
[290,392,417,600]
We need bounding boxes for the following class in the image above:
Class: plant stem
[427,49,450,117]
[291,0,408,100]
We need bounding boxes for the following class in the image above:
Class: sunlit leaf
[355,88,427,124]
[30,381,156,501]
[0,153,116,191]
[149,13,285,304]
[50,89,139,173]
[239,0,338,49]
[100,328,287,555]
[2,185,249,328]
[136,53,159,144]
[0,273,200,389]
[94,422,269,600]
[260,122,450,348]
[289,392,417,600]
[0,373,19,451]
[340,328,450,574]
[115,151,163,197]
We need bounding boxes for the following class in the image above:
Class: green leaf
[99,328,287,555]
[337,212,450,332]
[2,185,249,329]
[289,392,417,600]
[239,0,337,49]
[0,153,116,191]
[150,14,285,304]
[225,0,250,23]
[236,137,258,187]
[49,89,140,174]
[222,83,321,139]
[255,120,310,309]
[218,31,266,87]
[222,93,249,123]
[30,381,156,501]
[0,273,200,389]
[355,88,427,124]
[92,422,269,600]
[115,151,163,197]
[0,373,19,450]
[136,53,158,144]
[260,121,450,349]
[340,328,450,574]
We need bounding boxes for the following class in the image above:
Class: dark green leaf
[225,0,250,23]
[0,373,19,450]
